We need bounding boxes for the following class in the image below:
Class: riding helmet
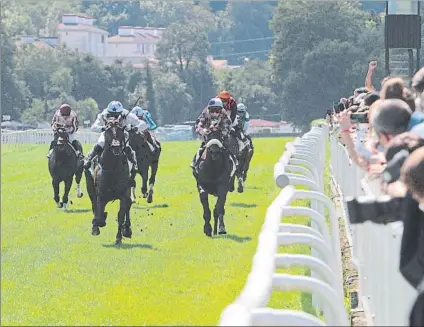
[208,98,223,109]
[60,104,72,116]
[107,101,123,114]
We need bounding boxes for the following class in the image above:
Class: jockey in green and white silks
[83,101,149,169]
[236,103,254,150]
[236,103,251,133]
[130,106,161,153]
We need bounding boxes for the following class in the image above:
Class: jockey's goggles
[208,106,222,113]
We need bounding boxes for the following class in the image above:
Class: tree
[281,40,367,127]
[20,99,46,124]
[154,72,193,124]
[270,1,368,87]
[77,98,99,123]
[144,62,157,117]
[0,23,29,119]
[270,0,384,127]
[156,6,214,77]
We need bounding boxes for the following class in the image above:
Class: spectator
[380,77,406,100]
[371,99,412,148]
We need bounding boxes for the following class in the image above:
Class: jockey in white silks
[83,101,149,170]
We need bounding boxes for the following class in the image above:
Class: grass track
[1,138,315,326]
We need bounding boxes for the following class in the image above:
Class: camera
[350,112,369,124]
[382,149,409,183]
[345,195,404,225]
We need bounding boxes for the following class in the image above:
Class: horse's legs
[116,196,130,244]
[244,139,254,182]
[237,154,247,193]
[198,185,212,237]
[140,166,149,198]
[123,189,133,239]
[147,157,159,203]
[215,186,228,235]
[52,178,61,208]
[129,167,137,203]
[75,162,84,198]
[93,197,107,229]
[61,177,73,210]
[84,169,96,214]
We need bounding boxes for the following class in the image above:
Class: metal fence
[218,125,348,326]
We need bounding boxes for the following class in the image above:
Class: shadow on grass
[230,202,258,208]
[65,208,92,214]
[102,243,158,250]
[133,203,170,210]
[219,234,252,243]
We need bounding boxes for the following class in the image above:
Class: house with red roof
[103,26,166,65]
[57,14,109,57]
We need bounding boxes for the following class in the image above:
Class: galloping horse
[85,117,133,245]
[128,128,161,203]
[48,123,83,209]
[229,116,253,193]
[192,128,236,237]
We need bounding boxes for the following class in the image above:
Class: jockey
[83,101,149,169]
[217,90,238,126]
[237,103,254,150]
[234,103,251,142]
[130,106,161,153]
[190,97,236,173]
[47,104,84,159]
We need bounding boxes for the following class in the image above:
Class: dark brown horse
[84,117,133,245]
[48,124,84,209]
[128,129,161,203]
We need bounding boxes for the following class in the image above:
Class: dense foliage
[2,0,413,127]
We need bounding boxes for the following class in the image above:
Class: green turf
[1,138,318,326]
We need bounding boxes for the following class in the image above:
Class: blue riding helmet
[107,101,123,114]
[131,106,157,130]
[208,97,223,109]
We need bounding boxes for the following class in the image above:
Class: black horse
[85,117,133,245]
[128,128,161,204]
[193,128,236,237]
[229,119,254,193]
[48,124,84,209]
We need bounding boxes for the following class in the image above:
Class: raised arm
[365,61,377,92]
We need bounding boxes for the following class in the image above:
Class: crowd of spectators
[326,61,424,326]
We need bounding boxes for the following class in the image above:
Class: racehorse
[229,116,253,193]
[84,117,133,245]
[128,128,161,204]
[192,128,236,237]
[48,124,84,209]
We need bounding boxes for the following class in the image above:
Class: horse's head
[104,117,126,156]
[204,128,225,161]
[54,124,69,150]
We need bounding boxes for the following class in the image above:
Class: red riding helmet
[60,104,71,116]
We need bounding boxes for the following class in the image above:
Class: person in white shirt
[83,101,149,169]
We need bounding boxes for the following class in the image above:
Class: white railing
[218,125,349,326]
[1,129,100,145]
[329,134,416,326]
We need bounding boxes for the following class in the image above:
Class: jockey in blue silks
[131,106,161,153]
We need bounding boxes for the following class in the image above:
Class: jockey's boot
[190,146,204,176]
[226,147,238,168]
[83,144,103,169]
[71,140,85,160]
[146,133,160,154]
[125,146,138,171]
[46,140,56,158]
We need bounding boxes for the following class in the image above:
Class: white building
[56,14,109,57]
[103,26,166,65]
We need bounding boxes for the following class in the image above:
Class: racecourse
[1,138,315,326]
